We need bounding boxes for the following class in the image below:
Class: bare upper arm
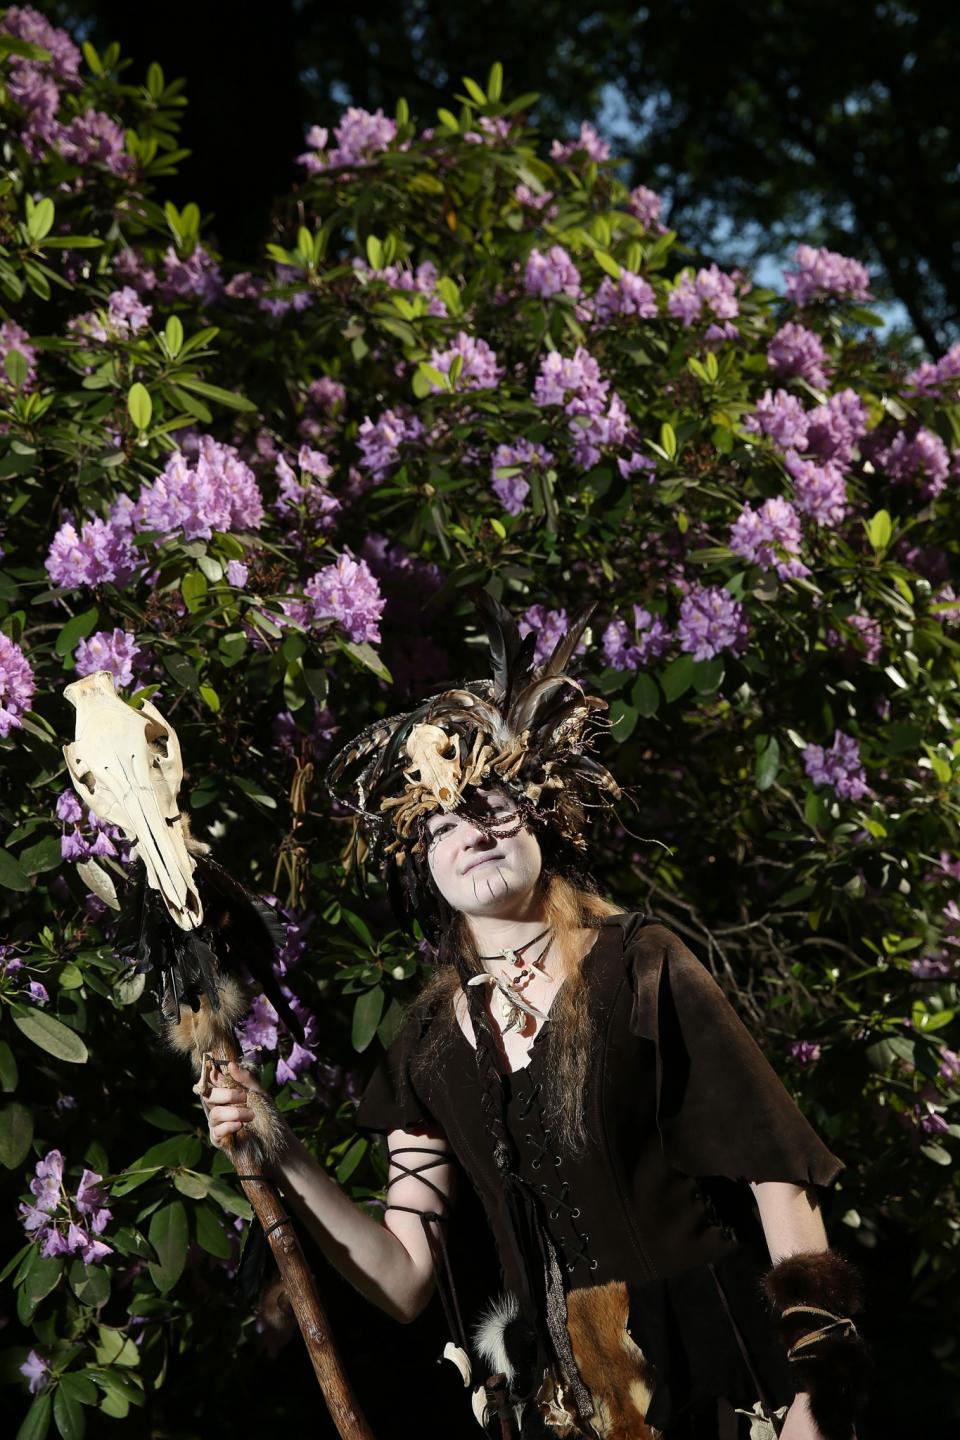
[383,1124,457,1278]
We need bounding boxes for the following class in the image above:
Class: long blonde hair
[410,873,625,1153]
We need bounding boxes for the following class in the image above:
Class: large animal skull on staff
[62,671,202,930]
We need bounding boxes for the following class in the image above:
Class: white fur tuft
[472,1292,521,1382]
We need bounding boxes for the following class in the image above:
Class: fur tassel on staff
[61,671,376,1440]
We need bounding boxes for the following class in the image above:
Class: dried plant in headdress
[324,591,622,919]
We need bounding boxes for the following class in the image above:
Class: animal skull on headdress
[62,671,202,931]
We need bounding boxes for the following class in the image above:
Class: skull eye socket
[144,720,169,757]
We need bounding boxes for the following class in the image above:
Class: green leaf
[659,421,677,460]
[341,640,392,683]
[0,849,31,892]
[206,1177,252,1220]
[147,1201,188,1293]
[25,1254,63,1304]
[194,1204,231,1258]
[630,672,660,718]
[351,987,385,1054]
[487,61,503,102]
[56,1375,97,1408]
[342,909,374,946]
[5,348,29,388]
[595,250,621,281]
[234,776,276,810]
[0,1101,33,1168]
[198,684,220,713]
[11,1008,88,1064]
[461,75,487,105]
[173,1171,212,1199]
[437,107,459,132]
[164,315,184,357]
[26,197,55,243]
[659,654,694,703]
[609,701,639,742]
[0,1040,18,1092]
[755,735,781,791]
[17,1392,52,1440]
[162,653,199,692]
[54,608,99,657]
[865,508,893,552]
[19,836,62,876]
[127,383,152,432]
[53,1383,85,1440]
[176,378,255,412]
[67,1257,110,1308]
[335,1137,367,1184]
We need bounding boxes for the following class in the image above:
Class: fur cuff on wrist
[761,1250,868,1440]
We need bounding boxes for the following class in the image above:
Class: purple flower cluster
[1,9,79,159]
[905,343,960,400]
[787,1040,822,1065]
[0,633,36,738]
[872,427,951,501]
[825,611,883,666]
[490,439,554,516]
[353,257,448,316]
[524,245,582,300]
[73,627,141,689]
[939,1048,960,1084]
[602,606,672,670]
[57,107,131,175]
[357,408,424,480]
[69,286,153,344]
[297,108,397,173]
[728,497,810,580]
[745,389,810,451]
[238,989,321,1085]
[429,332,503,391]
[910,954,953,981]
[626,185,666,232]
[45,505,138,591]
[136,436,264,541]
[805,389,869,466]
[1,319,38,390]
[301,552,385,644]
[532,346,630,467]
[782,452,849,527]
[56,787,124,862]
[464,116,513,146]
[551,122,610,164]
[803,729,870,801]
[676,585,749,662]
[19,1149,113,1264]
[767,322,832,390]
[519,605,589,668]
[667,265,739,331]
[274,448,340,532]
[514,184,557,216]
[157,244,224,306]
[593,272,658,324]
[785,245,872,308]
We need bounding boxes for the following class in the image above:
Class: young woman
[201,598,866,1439]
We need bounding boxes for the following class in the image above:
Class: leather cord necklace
[469,927,555,1032]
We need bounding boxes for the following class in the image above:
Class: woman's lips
[462,853,504,876]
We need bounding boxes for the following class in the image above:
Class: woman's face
[424,785,542,917]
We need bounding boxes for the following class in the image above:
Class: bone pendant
[63,671,202,930]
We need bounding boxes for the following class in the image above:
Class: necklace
[468,927,554,1034]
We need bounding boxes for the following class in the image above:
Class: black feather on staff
[113,854,306,1045]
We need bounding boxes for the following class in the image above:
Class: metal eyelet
[549,1208,559,1220]
[589,1259,599,1271]
[532,1158,541,1169]
[566,1261,576,1273]
[540,1183,549,1196]
[524,1134,532,1143]
[553,1156,562,1166]
[570,1207,581,1219]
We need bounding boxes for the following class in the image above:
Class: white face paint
[424,785,542,918]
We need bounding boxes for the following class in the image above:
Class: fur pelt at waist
[474,1280,662,1439]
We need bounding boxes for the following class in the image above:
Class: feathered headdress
[324,592,622,929]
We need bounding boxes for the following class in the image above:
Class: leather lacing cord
[383,1146,469,1357]
[517,1079,597,1276]
[223,1173,293,1237]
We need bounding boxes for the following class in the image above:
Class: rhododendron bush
[1,10,959,1433]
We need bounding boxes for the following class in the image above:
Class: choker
[469,927,554,1033]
